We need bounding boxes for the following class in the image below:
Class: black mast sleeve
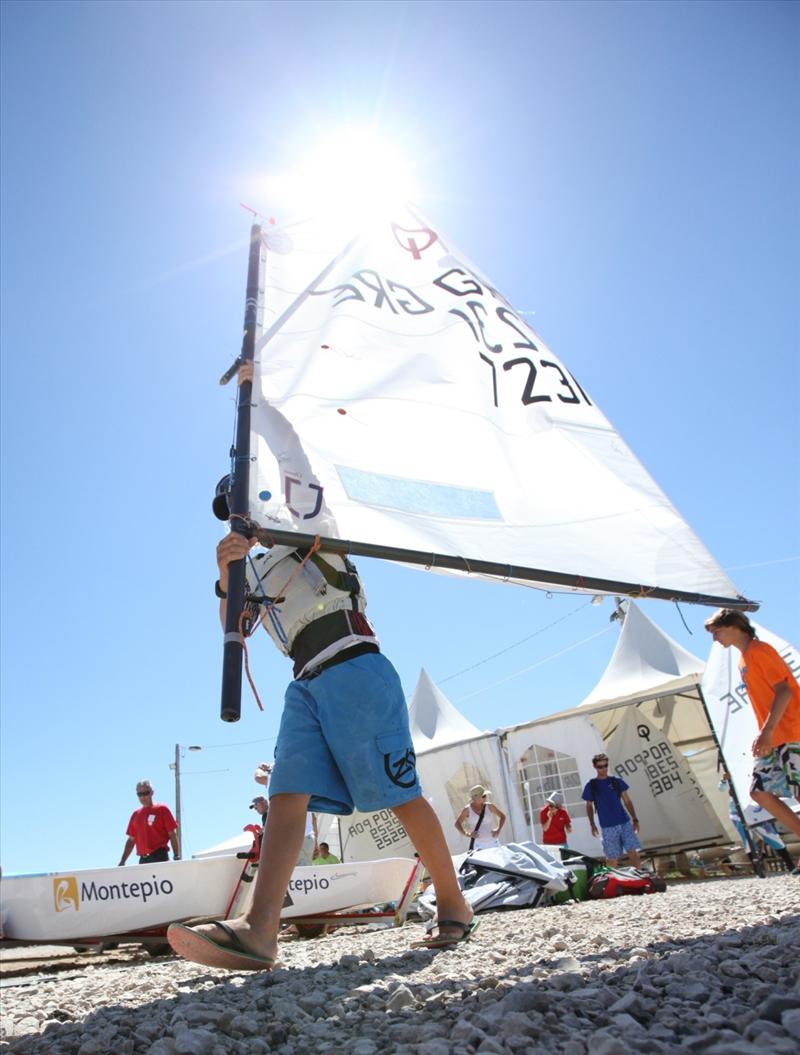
[220,223,263,723]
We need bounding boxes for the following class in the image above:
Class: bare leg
[627,849,642,868]
[392,797,472,940]
[607,857,619,868]
[751,789,800,839]
[185,792,309,961]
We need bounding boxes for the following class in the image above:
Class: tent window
[516,743,582,826]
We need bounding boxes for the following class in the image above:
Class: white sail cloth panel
[247,207,739,600]
[701,623,800,813]
[604,708,725,852]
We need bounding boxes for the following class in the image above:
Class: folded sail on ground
[240,206,751,608]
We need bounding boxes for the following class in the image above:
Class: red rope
[240,608,264,712]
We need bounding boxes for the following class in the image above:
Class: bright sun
[266,127,418,221]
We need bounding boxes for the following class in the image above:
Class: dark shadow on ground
[4,908,798,1054]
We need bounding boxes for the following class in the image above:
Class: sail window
[336,466,502,521]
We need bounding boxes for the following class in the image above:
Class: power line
[723,555,799,572]
[455,625,614,703]
[196,736,276,750]
[439,599,593,683]
[181,768,230,776]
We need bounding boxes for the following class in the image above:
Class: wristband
[215,579,228,599]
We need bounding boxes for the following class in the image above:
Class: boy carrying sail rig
[167,366,475,970]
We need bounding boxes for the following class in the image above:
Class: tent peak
[579,602,705,710]
[408,668,485,749]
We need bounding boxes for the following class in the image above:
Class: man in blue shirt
[582,753,642,867]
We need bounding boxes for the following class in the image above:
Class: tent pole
[523,781,536,844]
[696,685,764,878]
[495,734,520,843]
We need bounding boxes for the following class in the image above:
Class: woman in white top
[455,785,506,851]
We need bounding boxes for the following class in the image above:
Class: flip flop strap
[211,919,247,953]
[431,919,470,936]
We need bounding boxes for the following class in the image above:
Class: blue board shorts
[751,742,800,801]
[268,650,422,815]
[601,820,640,860]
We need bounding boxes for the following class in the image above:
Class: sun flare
[265,126,418,222]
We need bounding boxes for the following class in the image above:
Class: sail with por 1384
[243,205,747,607]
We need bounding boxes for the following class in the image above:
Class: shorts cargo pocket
[375,730,418,791]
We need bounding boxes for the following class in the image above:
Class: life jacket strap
[290,609,377,678]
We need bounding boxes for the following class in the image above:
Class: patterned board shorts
[269,650,422,815]
[601,819,641,860]
[751,742,800,801]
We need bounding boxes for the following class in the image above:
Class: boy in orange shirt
[705,609,800,873]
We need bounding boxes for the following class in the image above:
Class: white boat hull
[1,856,415,943]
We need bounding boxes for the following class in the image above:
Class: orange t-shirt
[739,639,800,745]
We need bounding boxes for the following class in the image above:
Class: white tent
[579,601,705,711]
[408,668,484,747]
[500,602,733,856]
[262,611,799,865]
[344,613,736,862]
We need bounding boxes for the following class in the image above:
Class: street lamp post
[170,744,202,859]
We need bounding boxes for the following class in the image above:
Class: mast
[220,223,263,723]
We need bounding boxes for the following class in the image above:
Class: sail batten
[240,206,755,610]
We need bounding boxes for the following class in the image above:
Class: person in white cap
[455,785,506,851]
[539,791,572,850]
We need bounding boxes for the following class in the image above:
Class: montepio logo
[52,873,175,913]
[53,876,79,913]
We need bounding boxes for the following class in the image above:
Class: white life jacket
[244,546,371,663]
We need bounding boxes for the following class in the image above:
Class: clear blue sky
[1,0,797,875]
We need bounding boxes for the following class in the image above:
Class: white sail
[245,206,743,604]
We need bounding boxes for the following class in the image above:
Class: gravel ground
[2,875,798,1055]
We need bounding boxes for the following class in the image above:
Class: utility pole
[172,744,182,859]
[169,744,202,860]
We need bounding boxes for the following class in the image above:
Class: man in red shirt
[539,792,572,849]
[705,609,800,873]
[119,780,180,865]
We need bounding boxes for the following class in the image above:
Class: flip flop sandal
[167,920,279,971]
[411,918,480,949]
